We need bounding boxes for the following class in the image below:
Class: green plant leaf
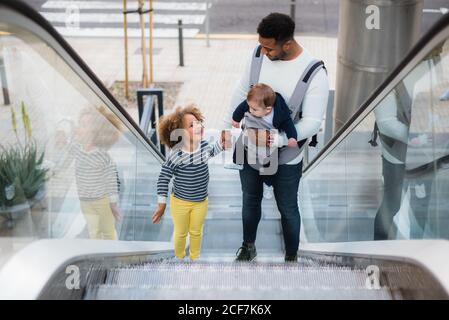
[0,142,47,206]
[10,107,17,133]
[21,101,32,140]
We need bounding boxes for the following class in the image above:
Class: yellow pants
[80,197,117,240]
[170,194,208,260]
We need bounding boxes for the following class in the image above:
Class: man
[371,85,411,240]
[372,61,435,240]
[224,13,329,262]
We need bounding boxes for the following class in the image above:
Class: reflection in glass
[0,21,160,243]
[301,38,449,242]
[372,82,411,240]
[55,107,122,240]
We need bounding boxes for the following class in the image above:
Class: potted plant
[0,102,48,229]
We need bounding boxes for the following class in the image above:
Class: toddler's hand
[152,203,166,224]
[287,138,297,148]
[221,130,232,150]
[232,120,240,128]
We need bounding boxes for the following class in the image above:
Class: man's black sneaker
[285,254,298,262]
[235,242,257,261]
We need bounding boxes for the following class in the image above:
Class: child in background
[57,107,122,239]
[152,105,230,261]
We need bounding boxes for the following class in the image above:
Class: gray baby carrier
[234,45,326,169]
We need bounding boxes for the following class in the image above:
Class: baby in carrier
[231,83,298,198]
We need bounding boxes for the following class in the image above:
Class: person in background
[56,107,122,240]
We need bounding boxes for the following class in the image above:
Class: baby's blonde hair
[247,83,276,108]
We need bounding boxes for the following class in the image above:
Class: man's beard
[267,50,287,61]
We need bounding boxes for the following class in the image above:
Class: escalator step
[86,286,395,300]
[82,258,412,300]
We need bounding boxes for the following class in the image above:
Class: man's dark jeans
[239,161,303,256]
[374,157,405,240]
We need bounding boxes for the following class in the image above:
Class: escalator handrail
[1,0,165,161]
[303,13,449,176]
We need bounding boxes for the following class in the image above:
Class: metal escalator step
[82,259,399,300]
[86,286,395,300]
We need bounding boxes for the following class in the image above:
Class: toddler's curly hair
[158,104,204,149]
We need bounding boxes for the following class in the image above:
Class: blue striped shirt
[157,140,223,203]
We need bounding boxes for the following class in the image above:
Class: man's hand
[246,128,268,146]
[232,120,240,128]
[246,129,281,148]
[410,134,432,147]
[152,203,166,224]
[266,131,274,147]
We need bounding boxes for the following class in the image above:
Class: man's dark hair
[257,13,295,43]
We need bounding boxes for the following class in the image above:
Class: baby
[232,83,297,148]
[231,84,298,198]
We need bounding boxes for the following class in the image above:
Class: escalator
[1,0,449,300]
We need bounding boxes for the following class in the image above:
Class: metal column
[333,0,423,134]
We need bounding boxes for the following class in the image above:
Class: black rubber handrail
[1,0,165,161]
[304,12,449,174]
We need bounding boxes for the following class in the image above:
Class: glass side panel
[0,17,161,243]
[411,39,449,239]
[132,140,172,242]
[301,139,348,242]
[301,37,449,242]
[431,39,449,239]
